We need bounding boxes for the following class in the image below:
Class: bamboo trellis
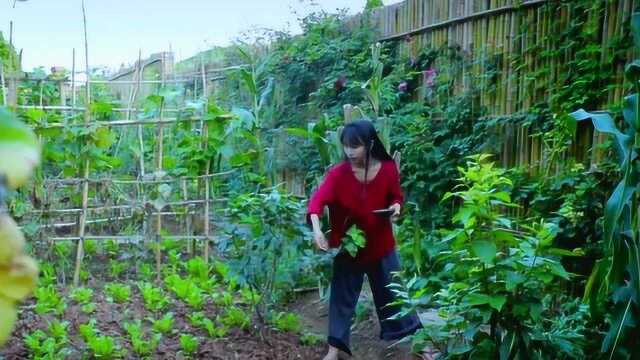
[4,26,233,287]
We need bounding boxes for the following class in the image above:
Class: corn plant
[569,12,640,359]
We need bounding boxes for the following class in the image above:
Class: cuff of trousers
[328,336,352,357]
[380,319,423,341]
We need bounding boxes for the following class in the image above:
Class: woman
[307,120,422,360]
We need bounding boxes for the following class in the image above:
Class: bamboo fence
[351,0,638,171]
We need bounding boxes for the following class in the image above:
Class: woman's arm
[307,167,338,251]
[309,214,328,251]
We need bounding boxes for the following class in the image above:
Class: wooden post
[73,0,91,286]
[202,122,211,264]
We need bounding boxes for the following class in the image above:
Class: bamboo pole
[377,0,547,42]
[42,170,235,185]
[73,0,91,287]
[50,235,214,242]
[29,198,223,215]
[202,122,211,264]
[0,62,6,106]
[71,49,76,111]
[183,179,193,256]
[15,105,182,112]
[154,53,166,280]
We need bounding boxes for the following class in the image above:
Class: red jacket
[307,160,404,263]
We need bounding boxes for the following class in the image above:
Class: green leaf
[466,293,506,311]
[602,299,635,354]
[603,175,637,285]
[623,94,638,131]
[547,247,583,257]
[631,12,640,50]
[488,295,507,311]
[584,258,609,318]
[471,240,497,264]
[285,127,318,139]
[239,68,257,97]
[505,271,525,291]
[569,109,633,168]
[625,60,640,82]
[94,127,114,149]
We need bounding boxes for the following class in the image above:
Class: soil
[1,285,325,360]
[288,284,428,360]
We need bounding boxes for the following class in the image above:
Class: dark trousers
[328,250,422,356]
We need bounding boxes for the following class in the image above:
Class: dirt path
[290,283,433,360]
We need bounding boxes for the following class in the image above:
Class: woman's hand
[310,214,328,251]
[389,203,401,222]
[313,230,329,251]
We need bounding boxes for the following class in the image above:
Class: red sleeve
[306,166,338,223]
[388,161,404,206]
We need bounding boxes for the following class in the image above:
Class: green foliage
[224,188,310,317]
[219,306,250,330]
[365,0,384,9]
[104,283,131,304]
[270,312,301,333]
[109,259,128,279]
[300,332,322,346]
[79,320,125,359]
[401,155,585,358]
[137,281,169,313]
[34,285,66,316]
[567,11,640,358]
[341,226,366,258]
[23,319,71,358]
[164,274,205,309]
[152,312,174,335]
[189,312,228,338]
[123,320,161,357]
[179,334,199,356]
[69,287,93,304]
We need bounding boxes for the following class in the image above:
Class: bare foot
[322,345,340,360]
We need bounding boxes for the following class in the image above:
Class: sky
[0,0,391,72]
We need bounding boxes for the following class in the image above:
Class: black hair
[340,120,392,190]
